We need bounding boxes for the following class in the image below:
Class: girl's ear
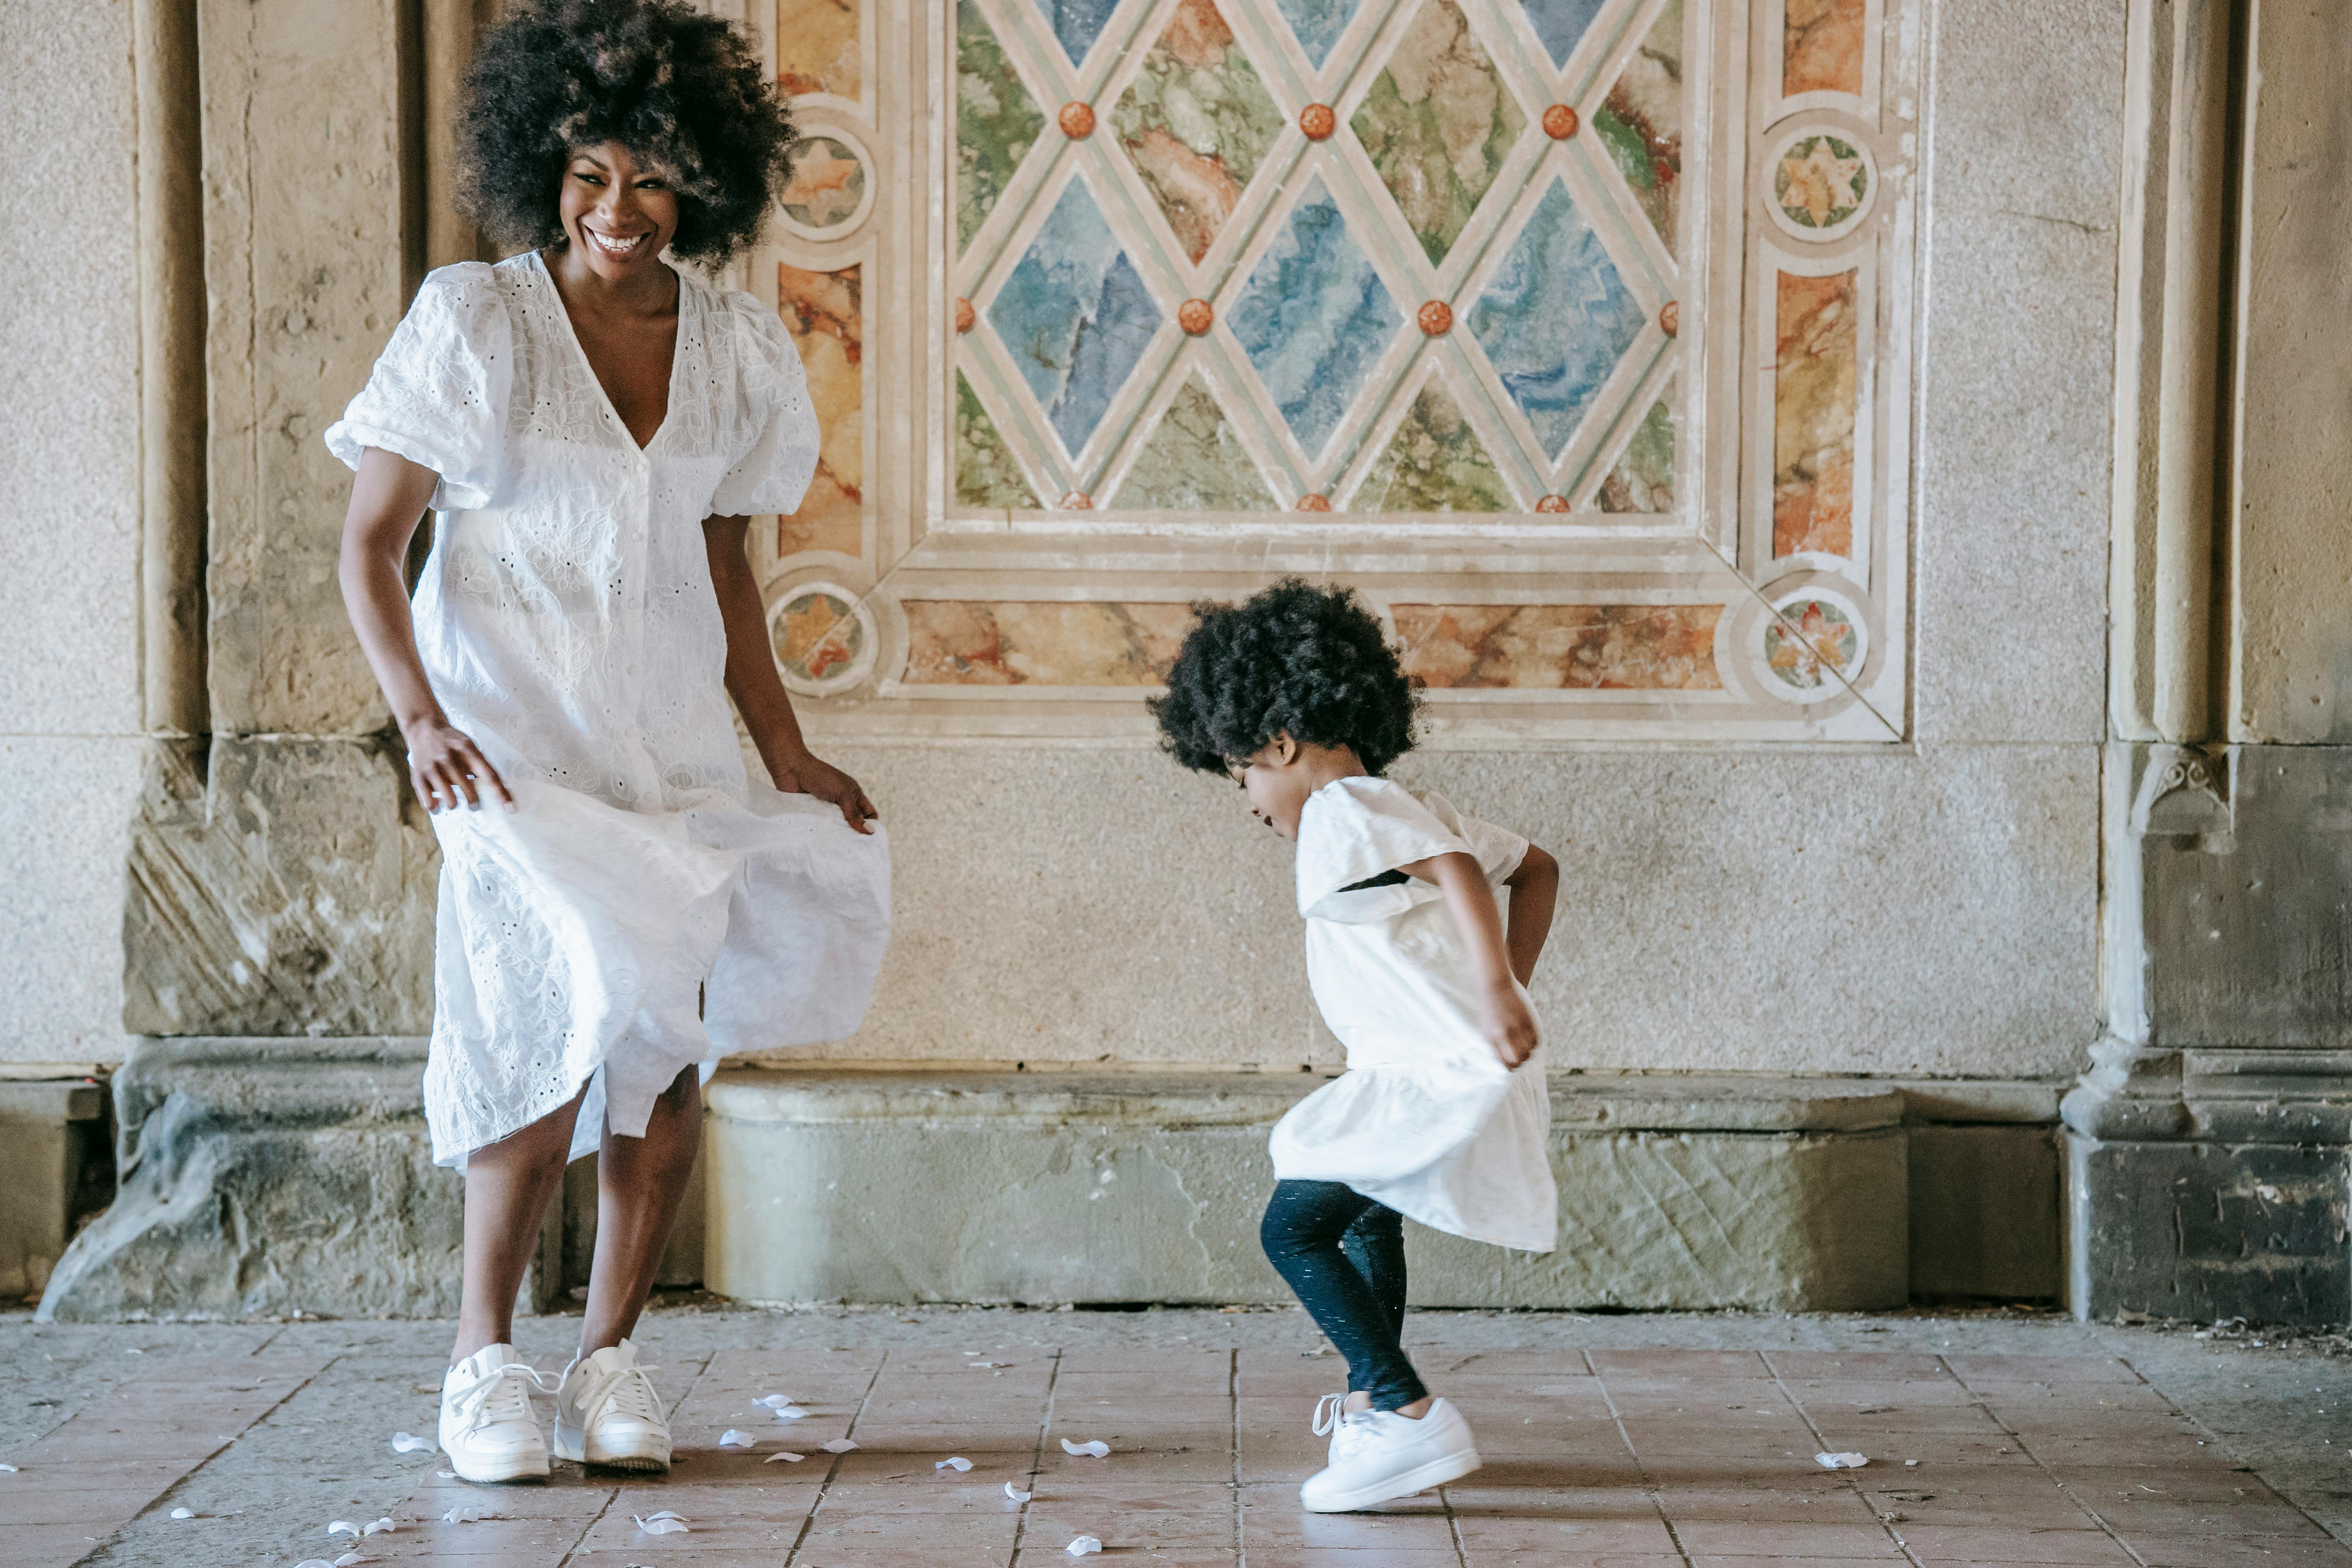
[1269,731,1299,765]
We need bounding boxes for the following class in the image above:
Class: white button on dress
[1268,777,1558,1252]
[327,253,891,1166]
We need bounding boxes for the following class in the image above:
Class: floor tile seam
[550,1346,719,1564]
[1006,1345,1061,1568]
[111,1347,341,1547]
[780,1345,887,1568]
[1227,1347,1244,1568]
[1589,1354,1696,1568]
[1764,1360,1927,1568]
[1945,1360,2151,1568]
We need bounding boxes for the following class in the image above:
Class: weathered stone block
[703,1070,1912,1310]
[123,736,436,1037]
[38,1037,461,1322]
[0,1079,106,1300]
[2064,1132,2351,1325]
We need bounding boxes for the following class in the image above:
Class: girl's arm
[337,447,513,813]
[1400,850,1540,1068]
[704,516,877,833]
[1502,843,1559,986]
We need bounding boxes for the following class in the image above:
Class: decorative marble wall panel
[744,0,1916,741]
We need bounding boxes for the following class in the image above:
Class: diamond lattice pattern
[955,0,1682,511]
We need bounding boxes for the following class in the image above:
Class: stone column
[2066,0,2352,1325]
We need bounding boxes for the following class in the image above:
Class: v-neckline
[534,250,685,454]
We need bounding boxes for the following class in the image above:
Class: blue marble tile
[1034,0,1121,64]
[1521,0,1607,65]
[1274,0,1363,67]
[990,178,1162,454]
[1229,180,1399,456]
[1469,178,1646,456]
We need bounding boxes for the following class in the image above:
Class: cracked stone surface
[1,1303,2347,1566]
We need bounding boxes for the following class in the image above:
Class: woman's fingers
[452,737,515,810]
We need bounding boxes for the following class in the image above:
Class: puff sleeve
[325,263,511,512]
[1295,777,1474,921]
[707,290,821,519]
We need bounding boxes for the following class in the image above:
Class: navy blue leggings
[1260,1179,1429,1411]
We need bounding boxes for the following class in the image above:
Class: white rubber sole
[442,1444,550,1484]
[553,1421,671,1472]
[1299,1447,1481,1512]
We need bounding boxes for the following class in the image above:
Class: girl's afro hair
[457,0,795,267]
[1151,579,1420,776]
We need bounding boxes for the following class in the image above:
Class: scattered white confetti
[440,1504,497,1524]
[771,1405,807,1421]
[390,1432,430,1453]
[720,1430,757,1448]
[1066,1534,1102,1556]
[1814,1452,1870,1470]
[1004,1482,1032,1502]
[634,1510,689,1536]
[1060,1439,1110,1458]
[292,1560,335,1568]
[1904,1460,1920,1468]
[752,1395,791,1408]
[936,1456,973,1472]
[765,1451,806,1464]
[434,1470,455,1480]
[363,1519,395,1536]
[968,1361,998,1369]
[334,1554,363,1568]
[169,1507,194,1519]
[328,1521,362,1537]
[821,1438,858,1454]
[0,1464,18,1473]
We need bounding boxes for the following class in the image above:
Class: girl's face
[558,141,679,282]
[1229,734,1319,840]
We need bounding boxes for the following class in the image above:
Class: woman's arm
[337,447,512,812]
[1502,842,1558,986]
[1400,850,1540,1068]
[704,516,877,833]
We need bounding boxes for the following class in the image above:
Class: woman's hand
[777,750,878,834]
[1480,977,1540,1069]
[402,715,514,813]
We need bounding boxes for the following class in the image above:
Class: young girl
[1153,579,1560,1513]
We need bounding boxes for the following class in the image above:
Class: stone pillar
[2066,0,2352,1325]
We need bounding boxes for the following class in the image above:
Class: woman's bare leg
[579,1066,703,1354]
[453,1091,584,1363]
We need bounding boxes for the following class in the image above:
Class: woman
[329,0,888,1483]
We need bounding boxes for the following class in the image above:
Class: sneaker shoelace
[579,1358,666,1429]
[451,1361,556,1434]
[1311,1393,1347,1437]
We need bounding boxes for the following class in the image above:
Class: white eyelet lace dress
[1268,777,1557,1252]
[326,253,891,1166]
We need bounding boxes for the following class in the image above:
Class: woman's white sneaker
[439,1344,554,1483]
[1299,1397,1481,1512]
[554,1339,672,1472]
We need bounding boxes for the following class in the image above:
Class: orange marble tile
[1784,0,1868,97]
[777,0,859,98]
[1774,268,1857,558]
[1393,604,1722,690]
[777,263,862,558]
[901,601,1195,686]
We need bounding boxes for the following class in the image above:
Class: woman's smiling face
[558,141,680,280]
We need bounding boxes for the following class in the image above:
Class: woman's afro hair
[457,0,795,267]
[1151,579,1421,776]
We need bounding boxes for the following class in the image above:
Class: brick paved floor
[4,1306,2348,1567]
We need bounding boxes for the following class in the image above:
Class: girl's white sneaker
[1298,1397,1481,1512]
[438,1344,554,1484]
[554,1339,672,1472]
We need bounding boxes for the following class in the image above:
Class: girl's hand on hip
[779,752,879,834]
[1481,979,1539,1069]
[402,717,514,813]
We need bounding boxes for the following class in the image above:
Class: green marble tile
[1112,0,1287,264]
[1596,0,1682,250]
[1357,381,1514,511]
[956,372,1041,509]
[1597,391,1674,512]
[958,0,1046,254]
[1119,377,1275,510]
[1352,0,1527,265]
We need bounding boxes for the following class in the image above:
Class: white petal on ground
[772,1405,806,1420]
[334,1554,362,1567]
[765,1451,806,1463]
[440,1504,497,1524]
[390,1432,430,1453]
[1060,1438,1110,1458]
[1814,1452,1870,1469]
[821,1437,858,1453]
[634,1510,689,1535]
[936,1456,973,1472]
[169,1507,194,1519]
[719,1430,757,1448]
[0,1464,18,1473]
[1066,1535,1103,1556]
[328,1521,362,1536]
[363,1518,395,1535]
[1005,1482,1032,1502]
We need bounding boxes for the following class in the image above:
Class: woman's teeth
[586,229,648,258]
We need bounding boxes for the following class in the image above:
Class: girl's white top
[325,254,891,1166]
[1269,777,1557,1252]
